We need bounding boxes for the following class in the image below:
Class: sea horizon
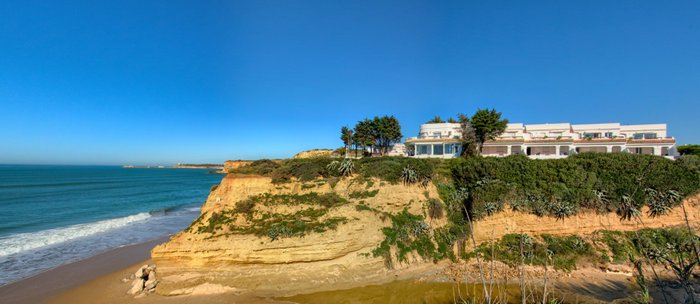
[0,165,221,285]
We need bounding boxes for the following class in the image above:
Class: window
[433,144,444,155]
[417,145,430,155]
[583,133,601,139]
[633,133,657,140]
[604,132,614,138]
[432,132,441,138]
[445,144,454,154]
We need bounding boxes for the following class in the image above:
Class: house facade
[404,122,677,159]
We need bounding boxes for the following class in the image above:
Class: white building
[405,122,677,159]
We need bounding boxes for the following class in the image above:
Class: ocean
[0,165,222,286]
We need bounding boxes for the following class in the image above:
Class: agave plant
[483,201,501,216]
[645,188,670,217]
[326,160,339,172]
[550,201,577,221]
[401,165,418,184]
[337,158,354,176]
[617,194,640,221]
[408,221,430,237]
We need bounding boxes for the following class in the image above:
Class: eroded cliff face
[151,173,700,297]
[151,174,443,296]
[473,195,700,243]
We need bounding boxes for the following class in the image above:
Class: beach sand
[0,236,284,304]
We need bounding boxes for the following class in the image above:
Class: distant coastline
[122,163,223,170]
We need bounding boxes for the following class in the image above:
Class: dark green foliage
[469,108,509,154]
[476,233,594,271]
[678,144,700,156]
[359,156,435,184]
[348,189,379,199]
[340,126,354,156]
[427,198,444,219]
[234,198,256,215]
[598,230,634,263]
[372,210,436,264]
[229,159,281,175]
[426,116,445,123]
[372,115,403,155]
[678,155,700,174]
[238,156,438,185]
[270,157,337,183]
[452,153,700,220]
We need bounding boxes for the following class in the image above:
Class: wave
[0,212,151,257]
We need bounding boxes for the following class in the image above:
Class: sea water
[0,165,221,285]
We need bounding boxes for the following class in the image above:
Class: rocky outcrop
[124,264,158,297]
[292,149,334,159]
[223,160,253,172]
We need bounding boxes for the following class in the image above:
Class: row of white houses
[398,122,677,159]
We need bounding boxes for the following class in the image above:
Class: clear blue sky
[1,1,698,165]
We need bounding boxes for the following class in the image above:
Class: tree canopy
[340,126,353,158]
[349,116,403,156]
[470,108,508,154]
[426,116,445,123]
[372,115,403,155]
[678,144,700,156]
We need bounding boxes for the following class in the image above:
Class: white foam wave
[0,212,151,257]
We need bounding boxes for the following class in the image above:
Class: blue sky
[1,1,698,165]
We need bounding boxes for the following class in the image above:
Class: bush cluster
[452,153,700,220]
[229,156,438,185]
[475,233,595,271]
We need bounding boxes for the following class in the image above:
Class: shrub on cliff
[270,157,337,183]
[451,153,700,220]
[357,156,435,184]
[229,159,280,175]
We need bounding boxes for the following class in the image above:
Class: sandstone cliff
[151,174,444,296]
[152,173,700,297]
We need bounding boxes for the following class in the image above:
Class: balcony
[627,137,676,144]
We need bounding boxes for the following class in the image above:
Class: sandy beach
[0,236,284,304]
[0,237,168,304]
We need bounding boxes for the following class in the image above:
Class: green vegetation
[426,116,445,123]
[229,159,280,175]
[456,108,509,156]
[347,116,403,156]
[473,233,594,271]
[186,191,350,241]
[340,126,353,158]
[247,192,348,208]
[426,198,444,219]
[230,208,348,241]
[348,189,379,199]
[451,153,700,221]
[229,156,440,185]
[678,144,700,156]
[372,210,438,267]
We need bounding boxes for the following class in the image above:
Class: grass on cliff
[187,192,350,241]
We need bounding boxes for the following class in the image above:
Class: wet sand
[0,237,168,304]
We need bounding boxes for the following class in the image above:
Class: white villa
[404,122,677,159]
